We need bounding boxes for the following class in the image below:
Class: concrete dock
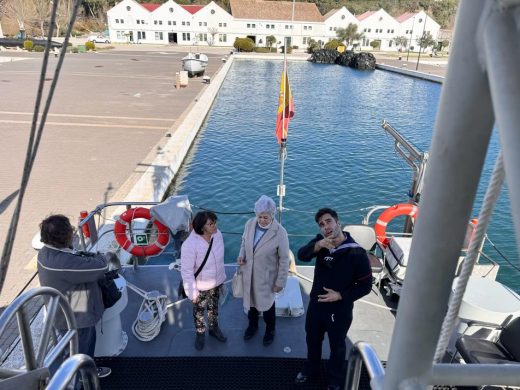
[0,45,230,307]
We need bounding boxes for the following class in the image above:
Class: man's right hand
[237,256,246,265]
[315,238,335,252]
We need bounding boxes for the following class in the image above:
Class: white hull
[181,53,208,77]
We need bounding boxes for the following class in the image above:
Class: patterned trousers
[193,285,220,334]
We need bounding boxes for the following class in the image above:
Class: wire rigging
[0,0,83,294]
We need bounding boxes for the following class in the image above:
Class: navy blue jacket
[298,232,372,306]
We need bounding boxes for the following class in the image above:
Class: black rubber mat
[95,356,369,390]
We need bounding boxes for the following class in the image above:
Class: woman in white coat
[237,195,290,345]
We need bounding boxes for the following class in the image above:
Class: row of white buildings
[107,0,441,52]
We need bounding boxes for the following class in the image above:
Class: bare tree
[207,26,218,46]
[33,0,50,37]
[4,0,35,35]
[55,0,73,37]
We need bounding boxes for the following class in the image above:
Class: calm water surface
[170,60,519,292]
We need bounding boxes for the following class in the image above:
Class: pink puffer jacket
[180,229,226,300]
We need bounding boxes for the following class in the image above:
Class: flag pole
[278,0,295,224]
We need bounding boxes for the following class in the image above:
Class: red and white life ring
[375,203,418,246]
[114,207,169,257]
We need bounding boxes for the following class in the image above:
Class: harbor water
[169,59,519,292]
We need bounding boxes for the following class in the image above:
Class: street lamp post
[415,15,428,71]
[406,15,415,61]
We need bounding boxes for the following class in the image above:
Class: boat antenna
[276,0,296,224]
[0,0,82,294]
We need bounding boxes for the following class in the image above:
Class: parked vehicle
[88,35,110,44]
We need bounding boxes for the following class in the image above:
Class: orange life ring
[114,207,169,257]
[375,203,418,246]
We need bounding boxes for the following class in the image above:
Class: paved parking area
[0,46,228,307]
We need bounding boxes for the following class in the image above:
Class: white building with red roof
[356,8,400,51]
[106,0,440,51]
[396,10,440,53]
[322,6,359,45]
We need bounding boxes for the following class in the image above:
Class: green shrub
[324,39,340,50]
[254,47,272,53]
[370,40,380,50]
[23,40,34,51]
[307,39,320,54]
[279,45,292,54]
[233,37,255,52]
[33,45,45,52]
[85,41,95,51]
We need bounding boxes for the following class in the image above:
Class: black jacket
[298,232,372,306]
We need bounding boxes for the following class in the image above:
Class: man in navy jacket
[295,208,372,390]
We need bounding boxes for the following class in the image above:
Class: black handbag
[178,238,213,299]
[98,269,122,309]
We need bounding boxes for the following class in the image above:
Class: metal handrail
[46,354,99,390]
[345,341,385,390]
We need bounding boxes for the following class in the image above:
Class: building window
[141,20,145,24]
[304,26,307,30]
[333,27,336,31]
[266,25,270,29]
[126,5,131,11]
[219,33,227,42]
[199,22,202,26]
[159,21,162,25]
[387,29,390,33]
[168,21,171,25]
[285,25,289,29]
[198,33,207,42]
[116,31,123,39]
[155,32,163,40]
[303,37,308,44]
[341,15,345,20]
[330,27,333,31]
[182,21,186,26]
[270,24,274,28]
[169,7,174,13]
[137,20,140,24]
[389,40,393,47]
[120,19,124,24]
[115,19,119,23]
[391,29,394,33]
[364,28,367,32]
[182,32,191,41]
[187,22,190,26]
[211,9,215,14]
[252,24,256,28]
[368,28,371,32]
[309,26,312,30]
[154,20,157,25]
[418,18,423,23]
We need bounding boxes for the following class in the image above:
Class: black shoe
[97,367,111,378]
[243,325,258,340]
[195,333,205,350]
[295,371,309,384]
[209,326,227,342]
[263,330,275,346]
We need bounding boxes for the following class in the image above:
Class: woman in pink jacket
[181,211,227,350]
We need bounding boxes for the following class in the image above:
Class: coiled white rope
[126,282,168,342]
[433,152,505,362]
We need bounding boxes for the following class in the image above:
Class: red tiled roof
[323,8,339,19]
[356,10,375,21]
[141,3,161,12]
[181,5,204,14]
[230,0,323,22]
[395,12,417,23]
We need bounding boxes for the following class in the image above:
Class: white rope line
[434,152,505,362]
[126,281,168,342]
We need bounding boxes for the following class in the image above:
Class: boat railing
[345,341,385,390]
[46,354,99,390]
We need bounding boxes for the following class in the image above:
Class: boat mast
[277,0,295,224]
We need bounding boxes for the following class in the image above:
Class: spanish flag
[275,68,294,143]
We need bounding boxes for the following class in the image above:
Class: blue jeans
[50,326,97,387]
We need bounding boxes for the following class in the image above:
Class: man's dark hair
[40,214,74,248]
[315,208,339,223]
[192,211,218,235]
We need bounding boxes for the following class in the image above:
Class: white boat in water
[181,52,208,77]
